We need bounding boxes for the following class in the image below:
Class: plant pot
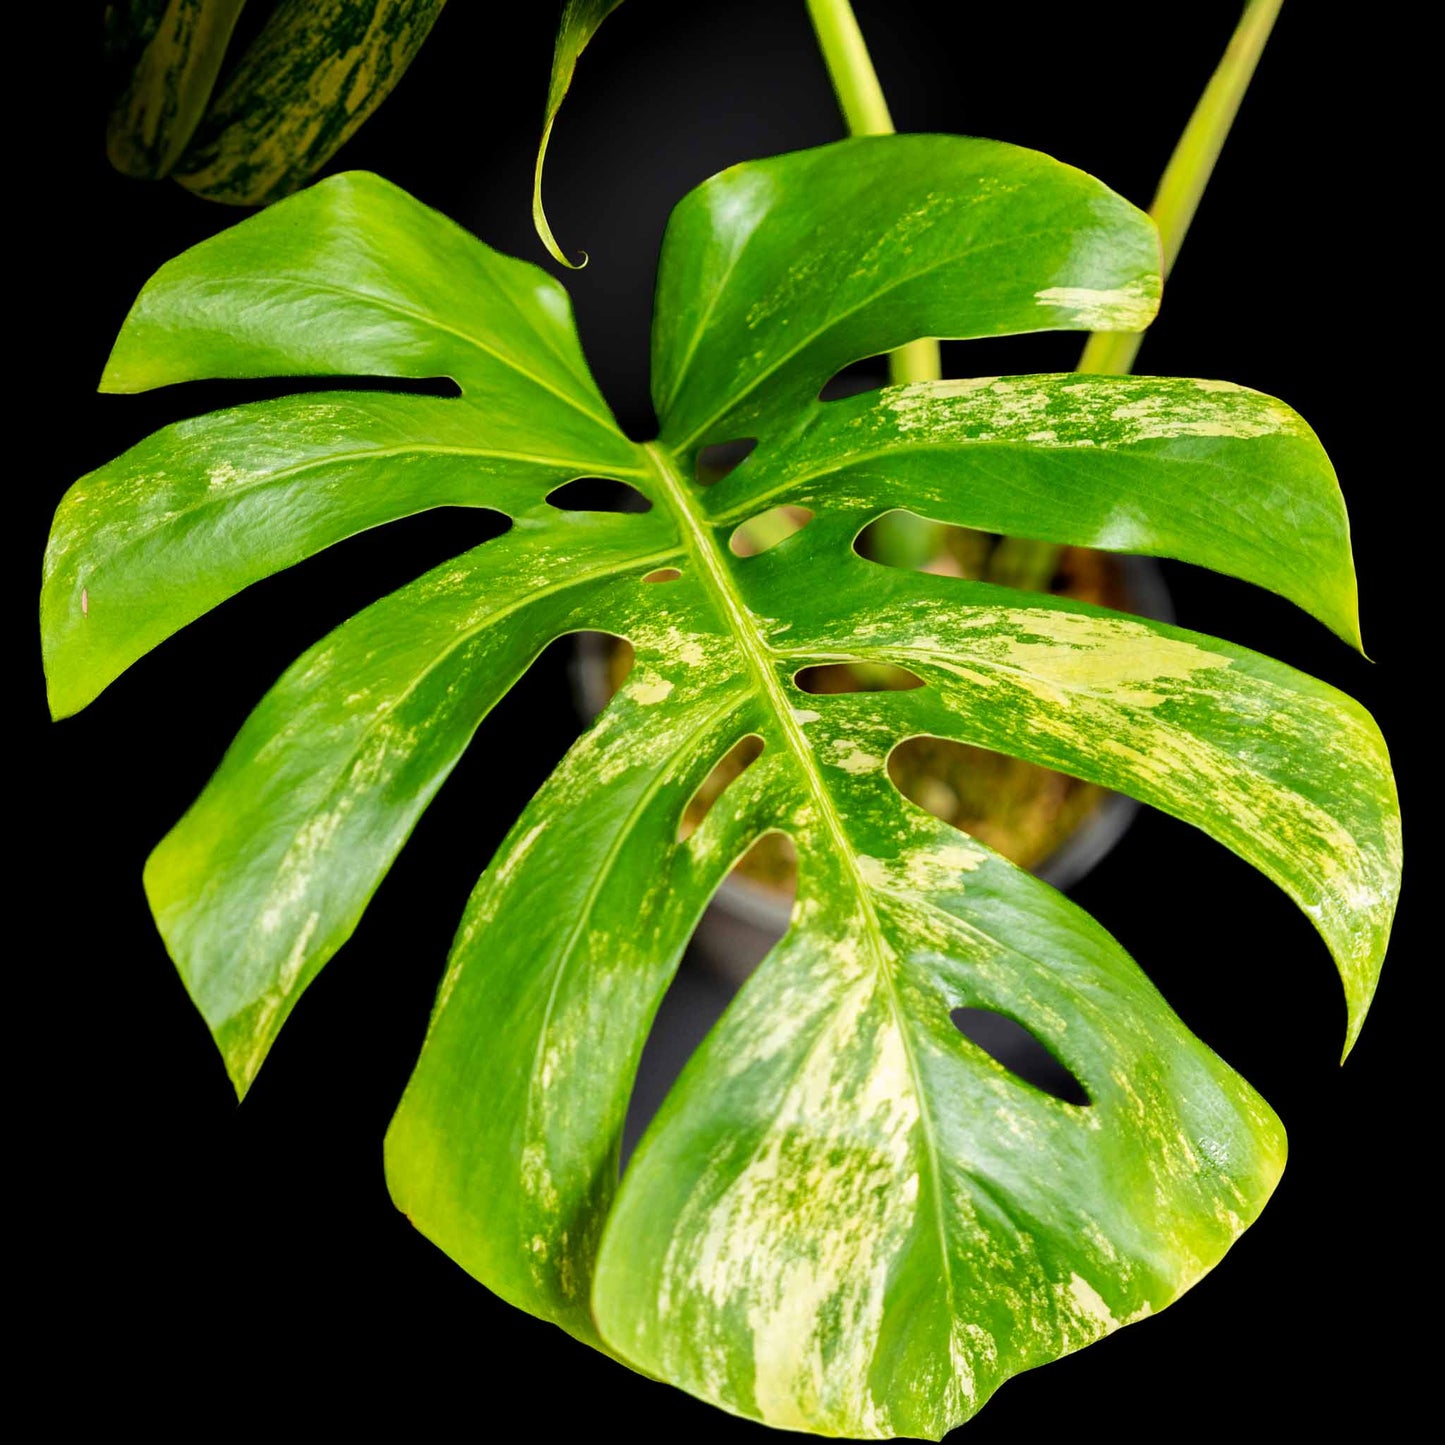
[570,549,1171,1151]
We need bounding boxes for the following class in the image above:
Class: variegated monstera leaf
[43,137,1399,1439]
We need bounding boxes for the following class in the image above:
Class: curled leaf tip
[533,122,589,269]
[532,1,626,265]
[532,195,589,271]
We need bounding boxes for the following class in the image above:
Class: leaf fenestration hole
[817,359,888,402]
[695,437,757,485]
[854,510,1152,611]
[855,508,988,579]
[887,735,1118,879]
[729,505,814,557]
[950,1007,1090,1105]
[643,567,682,584]
[546,477,653,513]
[129,374,464,416]
[332,630,628,1075]
[794,662,924,694]
[621,831,797,1165]
[677,735,765,842]
[570,632,635,720]
[136,508,515,761]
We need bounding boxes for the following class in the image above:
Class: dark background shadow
[18,1,1422,1435]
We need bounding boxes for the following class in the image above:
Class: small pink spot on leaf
[81,587,89,617]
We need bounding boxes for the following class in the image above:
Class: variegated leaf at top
[533,0,627,266]
[43,135,1400,1438]
[105,0,249,179]
[104,0,449,203]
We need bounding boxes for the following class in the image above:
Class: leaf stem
[807,1,1283,592]
[804,0,894,135]
[1003,1,1285,592]
[1078,0,1285,377]
[805,0,941,386]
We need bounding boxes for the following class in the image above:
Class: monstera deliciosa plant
[43,130,1399,1437]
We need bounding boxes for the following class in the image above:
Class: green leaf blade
[48,171,642,716]
[651,136,1162,450]
[713,374,1362,647]
[98,171,625,453]
[41,391,643,717]
[146,512,677,1096]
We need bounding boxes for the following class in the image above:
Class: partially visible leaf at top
[104,0,172,67]
[43,136,1400,1438]
[172,0,447,204]
[105,0,249,178]
[533,0,626,266]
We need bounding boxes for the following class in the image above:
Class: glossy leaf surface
[43,137,1400,1438]
[652,138,1160,450]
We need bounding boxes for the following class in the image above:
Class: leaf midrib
[641,440,960,1354]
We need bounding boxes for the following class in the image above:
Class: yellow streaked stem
[1079,0,1286,377]
[1019,1,1286,591]
[806,0,1284,590]
[805,0,942,388]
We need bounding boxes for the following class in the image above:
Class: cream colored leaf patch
[1034,279,1158,330]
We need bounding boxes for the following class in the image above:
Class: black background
[20,2,1423,1435]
